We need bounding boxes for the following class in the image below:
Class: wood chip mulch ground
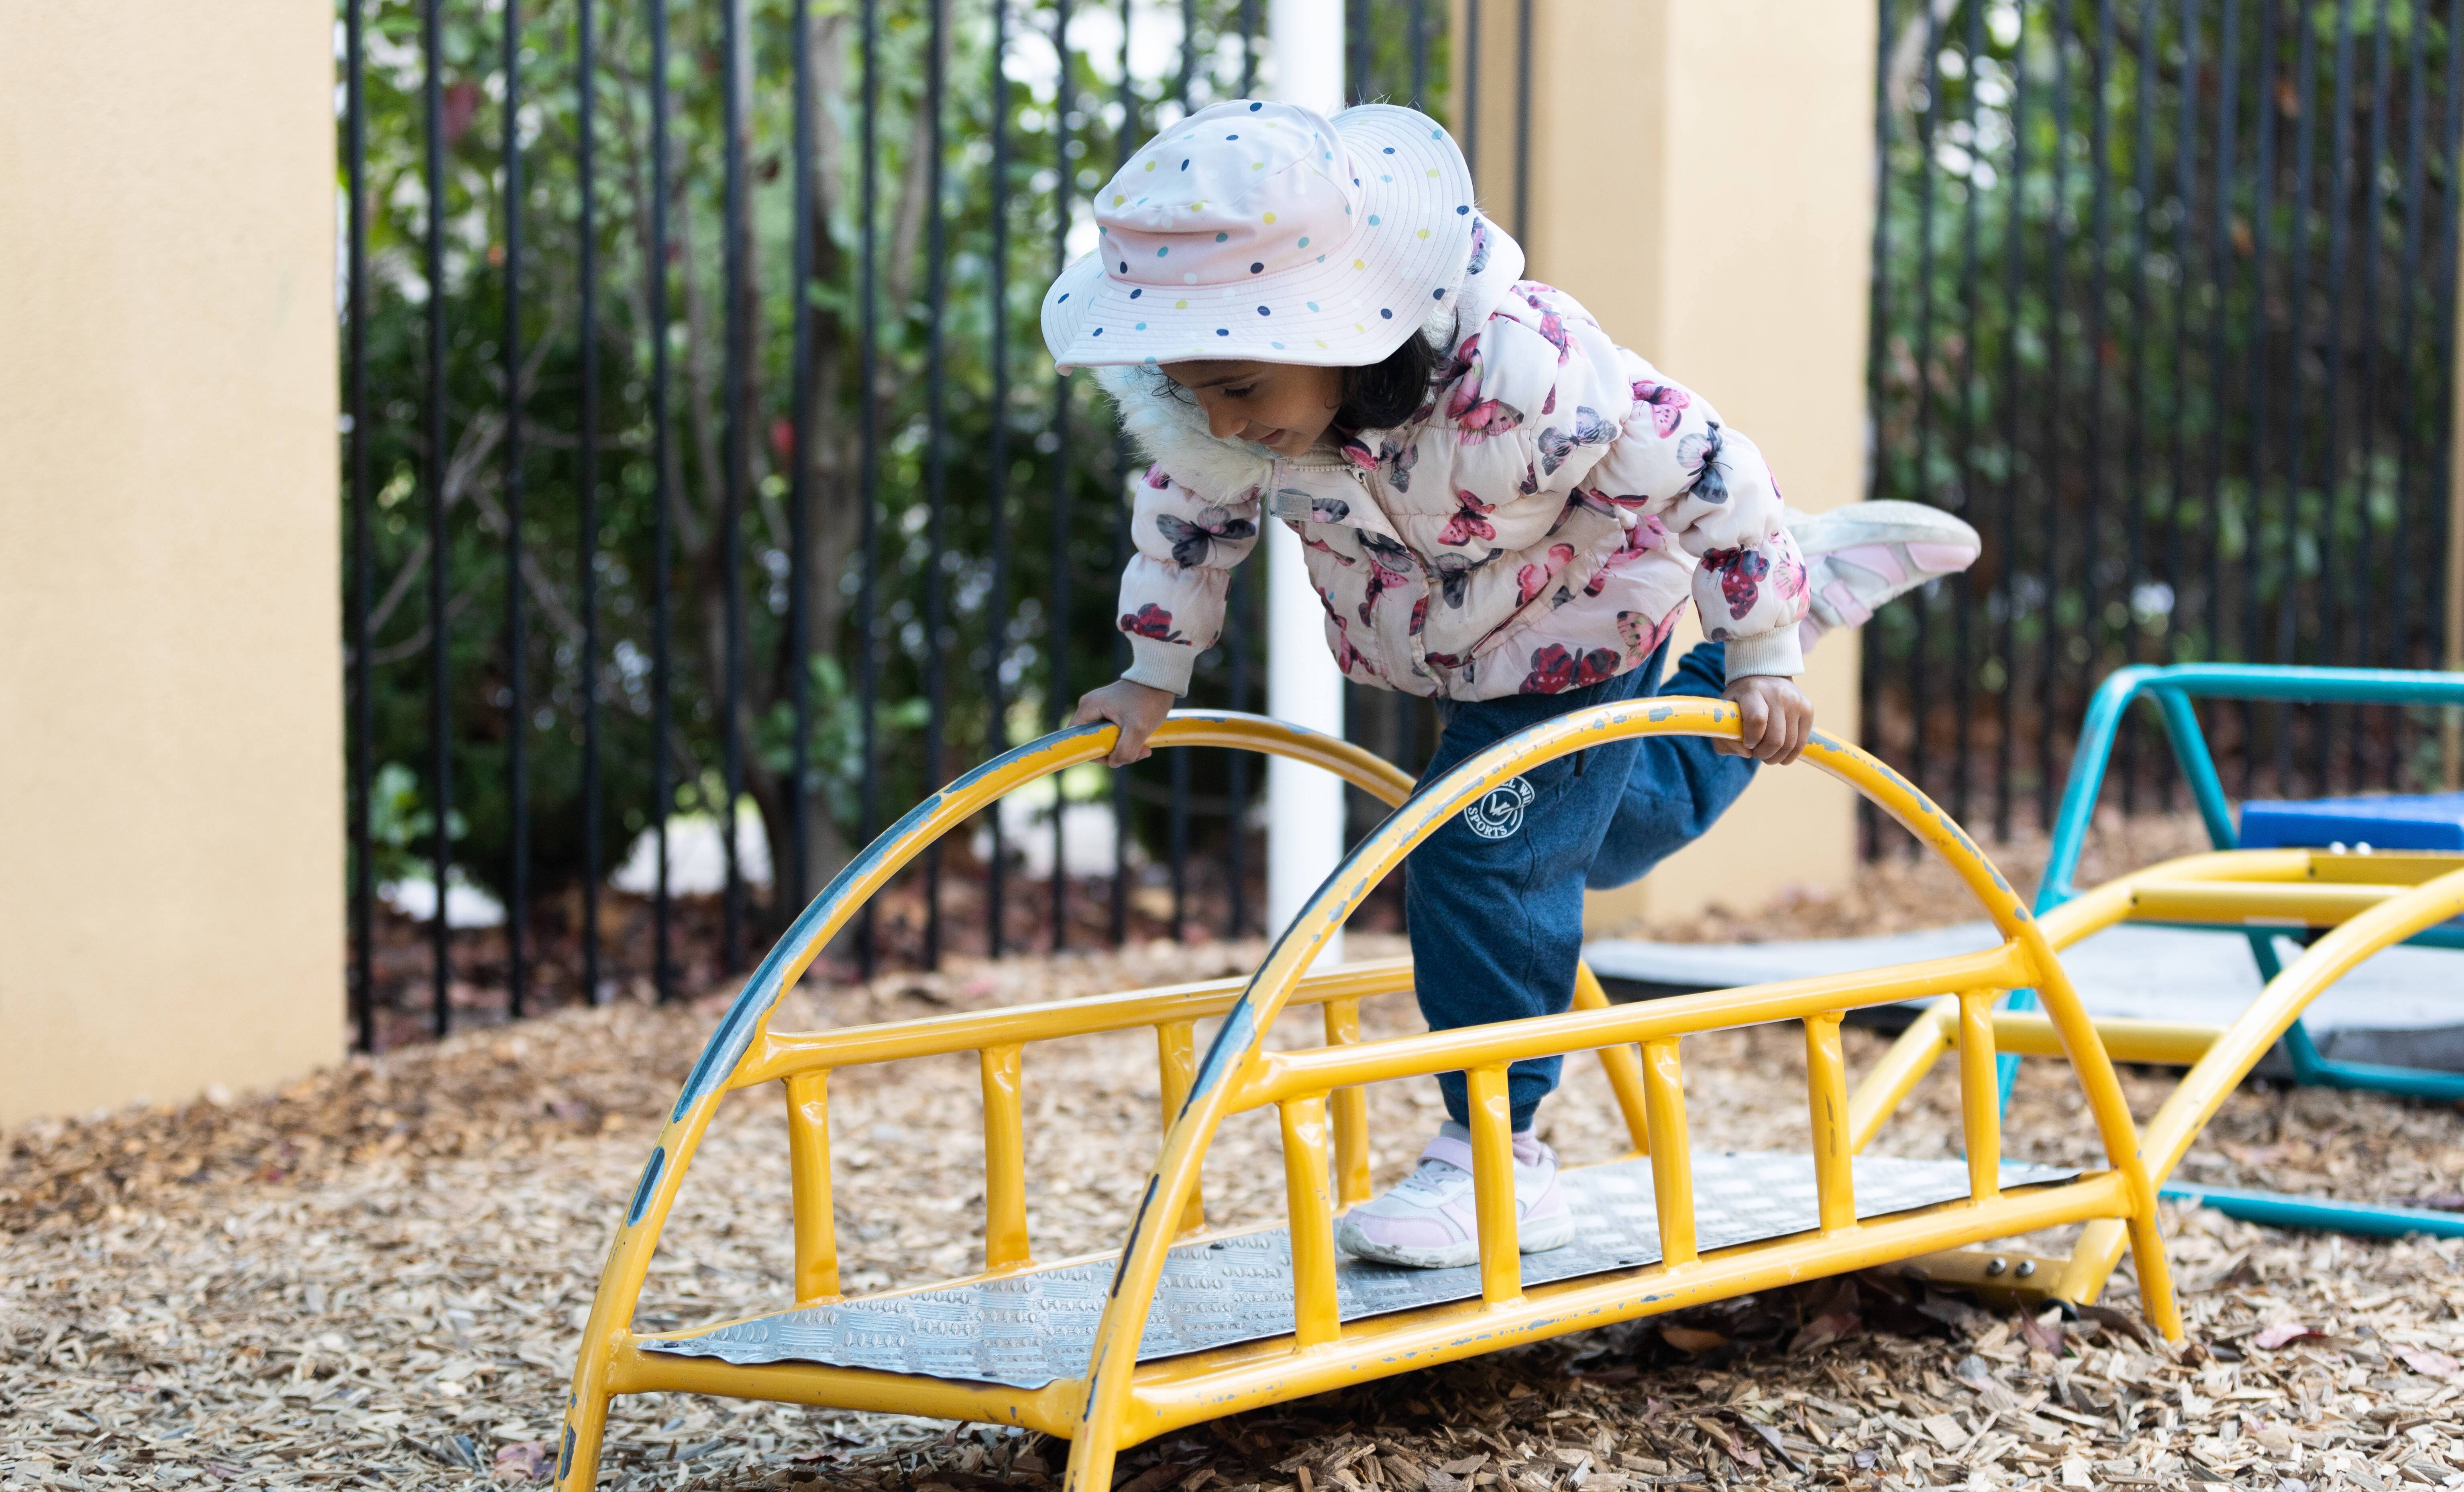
[5,816,2462,1491]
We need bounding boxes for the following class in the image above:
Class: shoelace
[1387,1157,1473,1204]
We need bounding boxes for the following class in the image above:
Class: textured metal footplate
[643,1151,2075,1388]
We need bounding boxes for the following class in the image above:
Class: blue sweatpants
[1404,639,1756,1130]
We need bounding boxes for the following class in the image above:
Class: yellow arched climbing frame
[555,701,2464,1491]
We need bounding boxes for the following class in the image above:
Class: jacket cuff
[1122,636,1197,696]
[1722,627,1804,680]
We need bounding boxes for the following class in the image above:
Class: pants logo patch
[1463,776,1537,841]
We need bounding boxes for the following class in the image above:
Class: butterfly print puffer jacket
[1096,217,1808,702]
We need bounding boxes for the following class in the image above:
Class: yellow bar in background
[1991,1013,2219,1066]
[1278,1095,1341,1346]
[1323,999,1373,1206]
[1639,1039,1696,1267]
[1573,962,1654,1156]
[1847,999,1955,1155]
[1154,1022,1207,1235]
[980,1044,1031,1271]
[1465,1065,1523,1306]
[2127,879,2400,926]
[1802,1012,1854,1233]
[1957,991,2001,1205]
[784,1071,839,1303]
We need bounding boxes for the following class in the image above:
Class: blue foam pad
[2239,791,2464,852]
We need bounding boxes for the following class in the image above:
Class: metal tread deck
[641,1150,2076,1389]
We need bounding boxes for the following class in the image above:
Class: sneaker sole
[1787,499,1979,556]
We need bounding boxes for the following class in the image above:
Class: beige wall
[1459,1,1879,931]
[0,5,343,1123]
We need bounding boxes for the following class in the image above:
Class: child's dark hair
[1140,329,1445,435]
[1333,329,1446,432]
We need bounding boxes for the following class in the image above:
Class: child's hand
[1719,674,1813,765]
[1071,679,1177,767]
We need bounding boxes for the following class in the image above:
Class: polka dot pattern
[1041,99,1478,371]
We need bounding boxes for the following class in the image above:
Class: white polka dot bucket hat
[1041,99,1478,370]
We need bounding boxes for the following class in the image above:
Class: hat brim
[1043,105,1478,371]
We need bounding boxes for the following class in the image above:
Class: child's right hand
[1071,679,1176,767]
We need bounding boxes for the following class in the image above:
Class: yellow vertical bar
[1802,1011,1855,1234]
[1277,1094,1342,1347]
[1321,999,1373,1205]
[783,1071,840,1302]
[1154,1022,1207,1234]
[1639,1038,1696,1267]
[1956,991,2001,1204]
[980,1043,1031,1269]
[1464,1064,1524,1306]
[1573,963,1653,1156]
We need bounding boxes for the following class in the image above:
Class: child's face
[1161,360,1343,458]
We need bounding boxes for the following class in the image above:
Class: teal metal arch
[1997,662,2464,1240]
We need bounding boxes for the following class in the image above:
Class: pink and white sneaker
[1785,500,1982,651]
[1332,1123,1577,1269]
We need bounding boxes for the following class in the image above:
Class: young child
[1041,99,1977,1268]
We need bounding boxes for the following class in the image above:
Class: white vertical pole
[1265,0,1347,957]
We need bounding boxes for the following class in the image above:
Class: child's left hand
[1719,675,1813,765]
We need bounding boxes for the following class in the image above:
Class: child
[1041,99,1977,1268]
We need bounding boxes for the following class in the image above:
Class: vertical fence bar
[2350,11,2394,786]
[1463,0,1482,177]
[1862,0,1893,857]
[503,0,530,1020]
[2162,0,2203,815]
[1950,0,1983,829]
[1908,8,1942,822]
[1993,0,2027,845]
[2081,0,2115,797]
[1048,0,1074,954]
[721,0,750,973]
[923,0,951,969]
[789,0,817,922]
[2203,0,2240,792]
[424,0,453,1040]
[2120,0,2156,815]
[857,0,883,973]
[2316,0,2358,791]
[648,0,675,1003]
[1241,0,1258,97]
[2430,0,2464,788]
[2273,2,2320,793]
[1410,0,1429,110]
[1111,0,1134,950]
[2036,9,2074,831]
[347,0,374,1053]
[2238,0,2278,798]
[2389,6,2428,780]
[1170,5,1194,942]
[987,0,1012,959]
[578,0,603,1004]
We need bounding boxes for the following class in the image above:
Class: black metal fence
[1862,0,2464,853]
[339,0,1517,1051]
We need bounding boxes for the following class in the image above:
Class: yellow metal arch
[559,713,1416,1490]
[1058,697,2181,1492]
